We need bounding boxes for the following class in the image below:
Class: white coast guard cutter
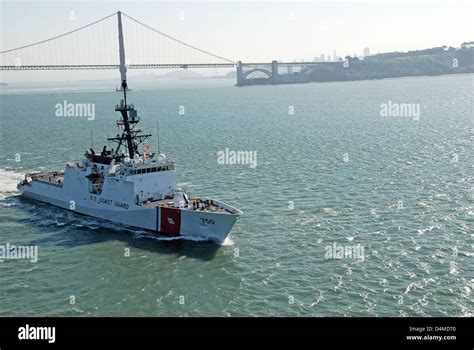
[16,12,241,243]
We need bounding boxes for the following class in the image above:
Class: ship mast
[117,80,135,157]
[118,11,127,85]
[107,11,151,158]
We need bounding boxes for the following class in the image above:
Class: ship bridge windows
[129,165,172,175]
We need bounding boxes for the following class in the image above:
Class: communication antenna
[156,120,161,154]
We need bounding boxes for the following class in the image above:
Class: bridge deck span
[0,61,337,70]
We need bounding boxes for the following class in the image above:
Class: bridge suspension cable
[0,12,117,54]
[120,12,234,64]
[0,11,235,70]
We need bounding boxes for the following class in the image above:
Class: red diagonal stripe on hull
[160,207,181,235]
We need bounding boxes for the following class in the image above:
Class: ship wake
[0,169,24,200]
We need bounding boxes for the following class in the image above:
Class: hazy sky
[0,0,473,82]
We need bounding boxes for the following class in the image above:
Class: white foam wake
[0,169,24,200]
[134,230,227,244]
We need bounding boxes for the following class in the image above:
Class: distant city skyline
[313,47,369,62]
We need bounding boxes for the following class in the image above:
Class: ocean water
[0,74,472,316]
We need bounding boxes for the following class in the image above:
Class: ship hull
[18,182,240,243]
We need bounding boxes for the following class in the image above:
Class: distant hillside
[304,46,474,82]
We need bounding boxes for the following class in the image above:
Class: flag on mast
[144,139,151,160]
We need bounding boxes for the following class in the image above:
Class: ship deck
[145,198,231,214]
[25,172,239,215]
[29,171,65,187]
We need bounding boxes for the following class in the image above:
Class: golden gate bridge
[0,11,336,86]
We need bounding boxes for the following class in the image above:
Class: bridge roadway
[0,61,337,70]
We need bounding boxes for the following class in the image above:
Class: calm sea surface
[0,74,472,316]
